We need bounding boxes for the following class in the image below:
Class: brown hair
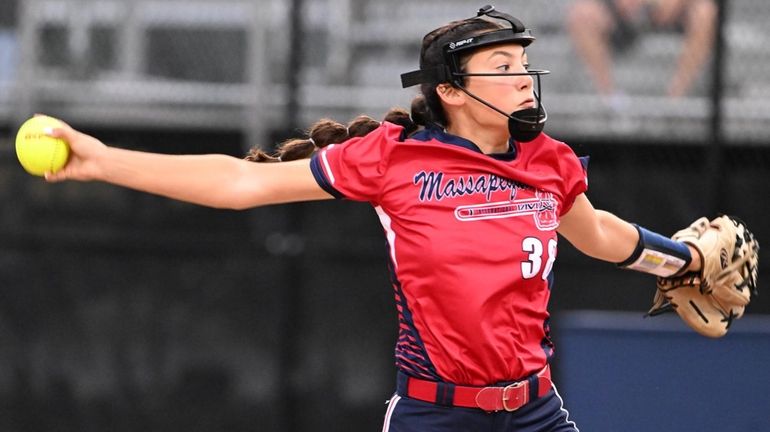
[245,108,417,163]
[246,17,501,163]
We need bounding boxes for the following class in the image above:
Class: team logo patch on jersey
[412,171,559,230]
[454,190,559,230]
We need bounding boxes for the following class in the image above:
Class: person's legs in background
[567,0,618,97]
[663,0,718,97]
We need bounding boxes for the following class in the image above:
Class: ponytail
[409,95,431,129]
[245,106,425,163]
[245,119,342,162]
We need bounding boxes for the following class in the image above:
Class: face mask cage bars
[401,5,550,129]
[451,70,549,128]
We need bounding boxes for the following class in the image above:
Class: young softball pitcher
[41,5,714,431]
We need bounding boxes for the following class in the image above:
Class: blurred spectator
[0,0,18,82]
[567,0,717,102]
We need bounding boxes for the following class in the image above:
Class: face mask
[401,5,550,142]
[508,106,547,142]
[457,80,548,143]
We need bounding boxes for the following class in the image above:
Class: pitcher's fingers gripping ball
[649,215,760,338]
[15,115,70,176]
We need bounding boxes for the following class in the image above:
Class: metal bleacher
[2,0,769,145]
[296,0,770,144]
[333,0,770,144]
[6,0,270,146]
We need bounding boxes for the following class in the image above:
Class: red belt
[400,365,552,412]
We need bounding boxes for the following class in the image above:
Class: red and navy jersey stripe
[385,247,441,380]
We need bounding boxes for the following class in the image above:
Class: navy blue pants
[382,387,579,432]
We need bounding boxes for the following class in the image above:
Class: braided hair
[245,108,417,162]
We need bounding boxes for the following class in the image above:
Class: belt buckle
[501,380,528,412]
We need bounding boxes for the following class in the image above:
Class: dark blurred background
[0,1,768,431]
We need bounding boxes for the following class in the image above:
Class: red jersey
[310,123,588,386]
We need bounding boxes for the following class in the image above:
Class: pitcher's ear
[436,84,464,106]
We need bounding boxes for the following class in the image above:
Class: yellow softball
[15,115,70,176]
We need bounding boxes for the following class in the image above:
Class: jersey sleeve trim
[310,152,344,199]
[578,156,590,171]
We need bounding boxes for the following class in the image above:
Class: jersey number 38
[521,237,557,280]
